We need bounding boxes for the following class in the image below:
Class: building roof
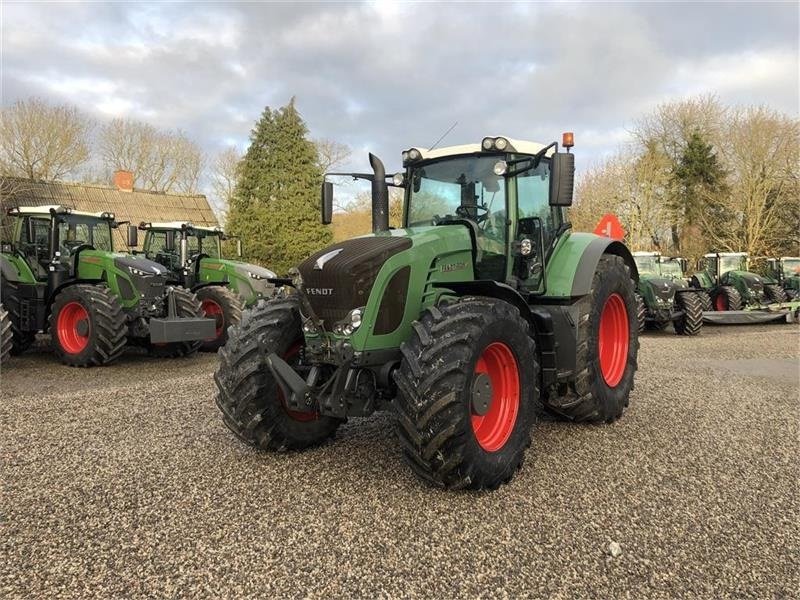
[0,177,218,249]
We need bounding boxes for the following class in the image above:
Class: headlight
[247,271,263,280]
[408,148,421,161]
[334,307,365,336]
[493,160,507,176]
[302,319,318,334]
[128,266,149,277]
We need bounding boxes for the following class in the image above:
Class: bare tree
[0,98,92,180]
[98,118,205,193]
[315,138,351,173]
[210,146,241,219]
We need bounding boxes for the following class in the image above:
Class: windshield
[188,232,222,259]
[660,259,683,278]
[58,216,113,255]
[406,156,506,228]
[783,259,800,278]
[634,255,659,276]
[719,255,746,272]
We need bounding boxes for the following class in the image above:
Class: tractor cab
[632,251,661,277]
[140,221,231,278]
[699,252,748,283]
[659,257,689,284]
[5,205,121,282]
[767,257,800,299]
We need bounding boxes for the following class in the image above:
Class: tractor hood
[724,270,765,298]
[113,254,170,276]
[297,226,471,327]
[640,276,677,304]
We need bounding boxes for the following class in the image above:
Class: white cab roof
[411,136,552,161]
[145,221,222,234]
[9,205,114,219]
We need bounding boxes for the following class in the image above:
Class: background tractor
[632,251,704,335]
[214,133,641,490]
[138,222,277,351]
[691,252,787,310]
[0,205,215,367]
[765,257,800,300]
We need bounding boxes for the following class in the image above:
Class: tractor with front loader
[765,257,800,300]
[214,133,641,490]
[0,205,215,367]
[691,252,786,310]
[137,222,277,351]
[632,251,704,335]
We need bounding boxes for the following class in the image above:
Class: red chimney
[113,170,134,192]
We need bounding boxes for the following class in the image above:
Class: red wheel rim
[57,301,90,354]
[201,299,224,339]
[277,343,318,422]
[598,293,629,387]
[471,342,520,452]
[714,294,726,311]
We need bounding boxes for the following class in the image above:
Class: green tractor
[214,134,641,490]
[765,257,800,300]
[138,222,277,351]
[0,205,215,367]
[632,251,704,335]
[691,252,786,310]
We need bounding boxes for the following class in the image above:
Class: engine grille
[297,236,412,326]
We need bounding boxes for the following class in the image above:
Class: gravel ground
[2,324,798,599]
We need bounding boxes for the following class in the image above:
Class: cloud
[2,0,797,184]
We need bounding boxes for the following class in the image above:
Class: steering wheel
[455,204,489,223]
[67,243,94,256]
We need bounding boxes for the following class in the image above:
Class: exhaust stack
[369,153,389,233]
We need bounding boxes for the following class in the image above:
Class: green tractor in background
[765,257,800,300]
[214,134,641,490]
[138,222,277,351]
[632,251,704,335]
[0,205,215,367]
[691,252,786,310]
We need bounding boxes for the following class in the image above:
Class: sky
[2,1,798,189]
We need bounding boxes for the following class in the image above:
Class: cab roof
[705,252,748,257]
[632,251,660,257]
[140,221,223,234]
[7,204,115,220]
[410,136,553,162]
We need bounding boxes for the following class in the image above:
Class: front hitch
[265,352,314,412]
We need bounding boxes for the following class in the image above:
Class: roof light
[494,137,509,151]
[562,132,574,149]
[493,161,507,176]
[482,137,495,150]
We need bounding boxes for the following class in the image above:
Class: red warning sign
[594,214,625,241]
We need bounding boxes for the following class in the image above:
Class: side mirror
[321,181,333,225]
[26,218,35,244]
[126,224,138,247]
[236,239,243,258]
[549,152,575,207]
[165,230,176,252]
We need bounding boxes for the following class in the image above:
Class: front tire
[196,285,244,352]
[214,296,341,451]
[635,293,645,333]
[0,304,12,366]
[698,291,712,312]
[1,277,37,355]
[547,254,638,423]
[147,286,204,358]
[674,292,703,336]
[394,297,538,490]
[49,284,127,367]
[764,284,788,304]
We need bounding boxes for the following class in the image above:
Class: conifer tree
[227,98,332,274]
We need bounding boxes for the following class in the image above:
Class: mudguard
[0,254,21,282]
[545,232,638,298]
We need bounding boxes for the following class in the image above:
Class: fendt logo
[306,288,334,296]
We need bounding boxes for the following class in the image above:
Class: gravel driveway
[2,324,798,598]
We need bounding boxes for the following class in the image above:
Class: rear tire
[147,286,203,358]
[214,296,341,451]
[196,285,244,352]
[0,304,12,366]
[394,297,538,490]
[49,284,127,367]
[547,254,638,423]
[712,286,742,311]
[674,292,703,336]
[764,284,788,304]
